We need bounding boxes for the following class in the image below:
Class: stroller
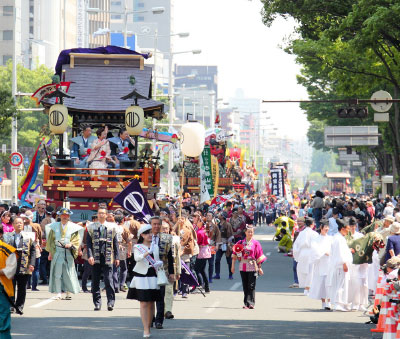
[180,261,206,297]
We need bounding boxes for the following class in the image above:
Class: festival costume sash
[136,244,158,270]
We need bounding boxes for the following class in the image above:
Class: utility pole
[11,1,21,205]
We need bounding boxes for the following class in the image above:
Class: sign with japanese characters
[200,145,213,203]
[270,168,284,197]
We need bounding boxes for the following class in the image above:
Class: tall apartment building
[174,65,218,128]
[0,0,110,70]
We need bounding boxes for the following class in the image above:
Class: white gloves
[154,261,163,270]
[149,239,156,254]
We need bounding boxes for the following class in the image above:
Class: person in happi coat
[347,218,368,311]
[293,217,318,295]
[87,208,119,311]
[231,225,266,309]
[308,221,333,310]
[108,127,135,162]
[326,219,353,311]
[46,208,84,300]
[3,217,36,313]
[149,216,176,330]
[70,126,96,169]
[0,239,17,339]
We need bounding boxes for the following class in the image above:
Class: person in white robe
[308,222,333,310]
[347,218,368,311]
[293,217,318,294]
[326,219,353,311]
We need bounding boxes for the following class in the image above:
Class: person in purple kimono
[231,225,266,309]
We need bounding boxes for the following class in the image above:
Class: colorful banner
[31,82,71,106]
[113,179,154,222]
[210,194,234,207]
[200,146,213,203]
[211,155,219,198]
[270,168,285,198]
[18,138,44,206]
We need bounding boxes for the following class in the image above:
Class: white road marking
[206,300,220,314]
[30,298,55,308]
[266,252,271,256]
[229,282,242,291]
[186,328,199,339]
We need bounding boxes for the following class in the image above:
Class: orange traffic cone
[372,284,391,333]
[371,271,385,315]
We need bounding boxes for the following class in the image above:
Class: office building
[174,65,218,128]
[0,0,110,70]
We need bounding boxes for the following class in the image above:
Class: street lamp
[86,5,165,48]
[165,49,201,196]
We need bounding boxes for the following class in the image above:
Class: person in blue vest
[70,126,96,169]
[108,128,135,162]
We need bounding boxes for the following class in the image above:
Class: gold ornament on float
[49,104,68,134]
[125,106,144,136]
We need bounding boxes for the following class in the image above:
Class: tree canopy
[261,0,400,189]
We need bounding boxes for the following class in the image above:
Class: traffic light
[337,107,368,118]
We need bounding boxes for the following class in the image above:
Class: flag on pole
[113,179,154,222]
[18,138,44,206]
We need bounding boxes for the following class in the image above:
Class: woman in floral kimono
[87,127,118,180]
[231,225,266,309]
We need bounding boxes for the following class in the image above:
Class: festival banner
[114,179,154,222]
[210,194,234,207]
[211,155,219,198]
[200,146,213,203]
[31,82,71,106]
[270,168,285,198]
[18,138,44,206]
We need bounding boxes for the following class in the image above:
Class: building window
[111,14,121,19]
[137,2,145,8]
[29,26,34,34]
[3,30,13,40]
[111,1,121,5]
[136,16,144,22]
[3,6,13,16]
[3,55,12,65]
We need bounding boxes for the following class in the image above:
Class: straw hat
[390,222,400,235]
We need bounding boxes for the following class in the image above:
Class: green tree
[261,0,400,189]
[0,62,53,148]
[310,149,340,175]
[308,172,328,191]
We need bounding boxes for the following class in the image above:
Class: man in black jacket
[3,217,36,314]
[86,208,119,311]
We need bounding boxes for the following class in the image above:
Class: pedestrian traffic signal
[337,107,368,118]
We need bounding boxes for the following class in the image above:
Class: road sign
[10,152,23,167]
[371,90,392,112]
[352,161,362,166]
[339,150,360,161]
[374,113,390,122]
[324,126,379,147]
[0,177,3,184]
[375,170,380,177]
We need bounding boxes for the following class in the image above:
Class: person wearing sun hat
[45,208,84,300]
[127,223,163,338]
[384,222,400,263]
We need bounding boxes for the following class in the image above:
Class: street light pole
[167,48,174,196]
[11,1,20,205]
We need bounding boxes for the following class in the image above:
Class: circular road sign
[10,152,23,167]
[371,90,392,112]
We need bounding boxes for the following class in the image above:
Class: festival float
[30,46,176,219]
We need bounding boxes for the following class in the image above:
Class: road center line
[229,282,242,291]
[30,298,55,308]
[206,300,220,314]
[186,328,199,339]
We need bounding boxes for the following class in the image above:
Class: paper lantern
[180,121,205,157]
[125,106,144,136]
[49,104,68,134]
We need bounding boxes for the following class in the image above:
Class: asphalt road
[11,226,377,338]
